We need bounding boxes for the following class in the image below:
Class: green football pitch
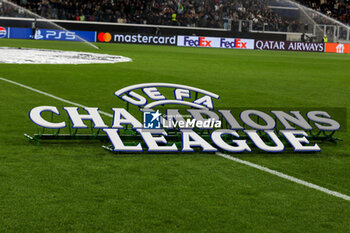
[0,39,349,232]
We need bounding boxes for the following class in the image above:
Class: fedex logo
[183,36,212,47]
[220,38,247,49]
[177,35,254,50]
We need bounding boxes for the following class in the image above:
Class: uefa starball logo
[27,83,343,153]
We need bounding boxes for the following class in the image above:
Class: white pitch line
[0,77,113,117]
[1,76,349,202]
[216,152,350,201]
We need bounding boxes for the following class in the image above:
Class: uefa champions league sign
[28,83,341,153]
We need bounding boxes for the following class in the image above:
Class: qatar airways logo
[254,40,325,52]
[28,83,342,153]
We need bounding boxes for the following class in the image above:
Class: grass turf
[0,39,349,232]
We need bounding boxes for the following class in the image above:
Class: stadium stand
[299,0,349,25]
[2,0,349,31]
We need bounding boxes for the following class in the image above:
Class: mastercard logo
[97,32,112,42]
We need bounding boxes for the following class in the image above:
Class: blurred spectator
[300,0,349,25]
[2,0,349,31]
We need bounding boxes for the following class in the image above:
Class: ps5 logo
[46,31,76,40]
[35,30,76,40]
[34,29,44,40]
[114,83,220,110]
